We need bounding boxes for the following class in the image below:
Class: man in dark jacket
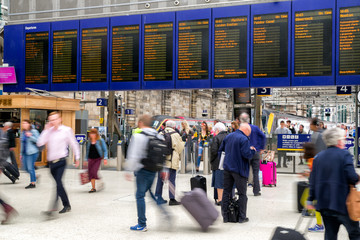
[3,122,18,170]
[219,123,255,223]
[240,113,266,196]
[210,122,227,205]
[307,127,360,240]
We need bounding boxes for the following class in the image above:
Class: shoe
[156,197,168,205]
[169,199,181,206]
[216,201,222,206]
[302,210,311,217]
[89,188,96,193]
[248,184,253,188]
[308,224,325,232]
[254,193,261,196]
[298,162,304,165]
[59,206,71,214]
[283,165,288,168]
[130,224,148,232]
[239,217,249,224]
[1,204,18,224]
[25,183,36,189]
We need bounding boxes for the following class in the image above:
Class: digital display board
[112,25,139,82]
[233,88,251,104]
[253,13,288,78]
[214,16,247,79]
[81,27,107,82]
[294,9,333,77]
[339,7,360,76]
[25,32,49,84]
[52,30,77,84]
[144,22,173,81]
[178,19,209,80]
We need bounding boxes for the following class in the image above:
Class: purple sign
[0,67,17,84]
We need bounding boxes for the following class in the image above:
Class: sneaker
[239,217,249,224]
[254,193,261,196]
[308,224,325,232]
[156,197,168,205]
[169,199,181,206]
[130,224,147,232]
[25,183,36,189]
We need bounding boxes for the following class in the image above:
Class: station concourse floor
[0,168,350,240]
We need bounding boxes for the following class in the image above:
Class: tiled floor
[0,169,350,240]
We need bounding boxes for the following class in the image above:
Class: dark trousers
[136,169,156,227]
[222,170,248,221]
[321,209,360,240]
[49,159,70,208]
[155,168,177,200]
[250,152,260,195]
[277,151,287,167]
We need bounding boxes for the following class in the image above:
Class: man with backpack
[125,115,168,232]
[155,120,185,206]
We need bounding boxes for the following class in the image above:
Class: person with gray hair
[307,127,360,239]
[210,122,228,205]
[155,120,185,206]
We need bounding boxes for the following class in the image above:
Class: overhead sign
[233,88,251,104]
[125,109,135,115]
[75,134,86,144]
[257,88,272,97]
[337,86,352,96]
[97,98,108,107]
[277,134,311,151]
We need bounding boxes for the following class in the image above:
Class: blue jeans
[155,168,177,200]
[23,153,38,183]
[197,141,204,167]
[136,169,156,227]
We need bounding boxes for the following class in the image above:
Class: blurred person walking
[37,112,80,215]
[196,121,210,172]
[219,123,256,223]
[155,120,185,206]
[274,121,291,168]
[20,120,40,189]
[85,128,108,193]
[240,113,266,196]
[210,122,227,205]
[3,122,18,170]
[307,127,360,239]
[126,115,168,232]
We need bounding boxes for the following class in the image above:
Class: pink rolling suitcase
[260,161,277,187]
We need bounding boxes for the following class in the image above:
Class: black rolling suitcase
[2,162,19,184]
[190,151,207,193]
[297,181,309,213]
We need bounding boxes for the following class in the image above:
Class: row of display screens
[4,1,360,91]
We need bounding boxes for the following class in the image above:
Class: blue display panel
[79,18,109,91]
[24,23,51,91]
[3,24,25,92]
[250,2,291,88]
[110,15,142,90]
[292,0,336,86]
[51,20,79,91]
[176,9,212,89]
[142,12,175,90]
[212,5,250,88]
[336,0,360,86]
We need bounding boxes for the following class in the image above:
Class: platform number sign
[337,86,352,96]
[257,88,272,97]
[97,98,108,107]
[75,134,86,144]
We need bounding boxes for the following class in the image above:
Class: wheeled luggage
[260,160,277,187]
[181,188,219,231]
[297,181,309,213]
[2,162,19,184]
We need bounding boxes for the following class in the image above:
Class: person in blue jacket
[307,127,360,240]
[85,128,108,193]
[219,123,255,224]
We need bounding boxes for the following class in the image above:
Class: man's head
[166,120,176,129]
[322,127,346,149]
[213,122,226,135]
[310,118,320,132]
[319,122,325,129]
[240,123,252,136]
[280,121,286,128]
[48,112,62,128]
[286,120,291,127]
[299,124,304,131]
[137,114,153,129]
[239,113,250,124]
[3,122,13,131]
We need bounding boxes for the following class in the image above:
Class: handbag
[346,185,360,221]
[218,152,225,170]
[80,171,90,185]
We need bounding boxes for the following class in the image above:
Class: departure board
[178,19,209,80]
[112,25,139,82]
[214,16,247,79]
[294,9,332,77]
[81,27,107,82]
[144,22,173,81]
[339,7,360,76]
[52,30,77,84]
[253,13,288,78]
[25,32,49,84]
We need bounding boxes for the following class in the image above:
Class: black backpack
[163,131,176,156]
[141,131,168,172]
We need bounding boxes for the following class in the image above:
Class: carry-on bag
[260,160,277,187]
[297,181,309,213]
[181,188,219,231]
[2,162,19,184]
[190,149,207,193]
